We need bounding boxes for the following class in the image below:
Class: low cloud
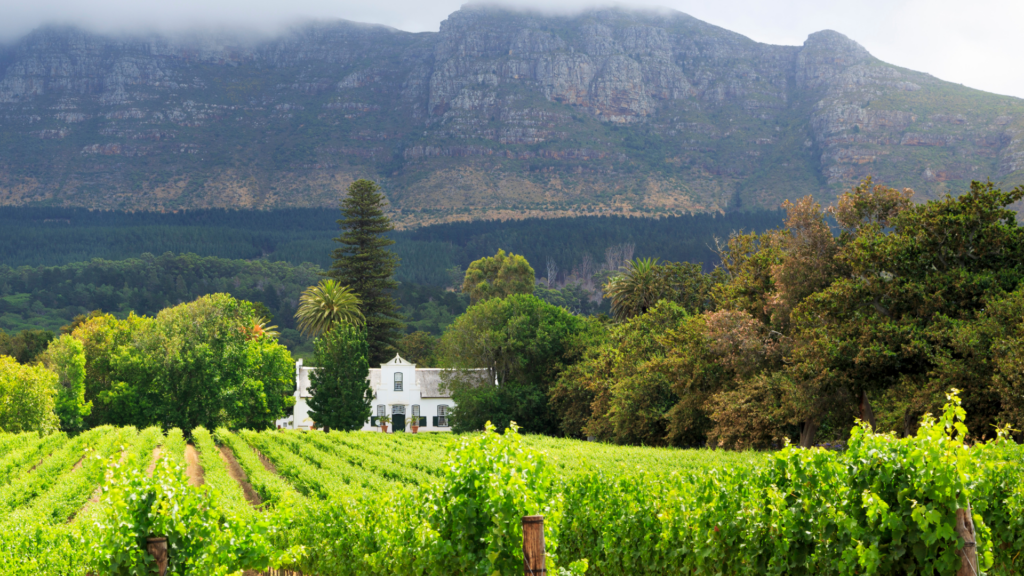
[1,0,1020,99]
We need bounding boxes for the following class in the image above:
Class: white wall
[280,357,454,432]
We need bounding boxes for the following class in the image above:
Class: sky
[1,0,1021,100]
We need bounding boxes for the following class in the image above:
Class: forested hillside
[0,207,783,283]
[0,208,782,356]
[0,253,319,348]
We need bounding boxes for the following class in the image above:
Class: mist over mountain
[1,5,1022,225]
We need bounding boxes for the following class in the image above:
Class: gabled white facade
[277,354,473,432]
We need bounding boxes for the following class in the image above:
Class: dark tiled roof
[416,368,490,398]
[416,369,450,398]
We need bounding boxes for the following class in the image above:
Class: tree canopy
[0,329,53,365]
[546,179,1024,447]
[437,293,593,434]
[41,334,90,433]
[461,249,536,304]
[67,294,295,432]
[307,324,372,432]
[0,355,58,433]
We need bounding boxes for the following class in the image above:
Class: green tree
[697,179,1024,447]
[980,288,1024,439]
[66,312,152,428]
[0,355,59,433]
[604,257,662,320]
[534,282,603,315]
[329,179,403,364]
[0,329,55,364]
[397,331,438,366]
[41,334,91,433]
[462,249,536,304]
[294,279,364,338]
[60,310,104,335]
[69,294,295,431]
[437,294,588,434]
[552,301,702,445]
[785,180,1024,442]
[308,324,372,432]
[603,258,718,321]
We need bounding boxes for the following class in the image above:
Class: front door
[392,405,406,433]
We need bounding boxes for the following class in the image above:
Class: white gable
[381,353,414,367]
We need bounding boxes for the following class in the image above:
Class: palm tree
[295,279,364,338]
[603,257,664,321]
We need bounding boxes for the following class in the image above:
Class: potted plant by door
[410,416,419,433]
[379,415,392,433]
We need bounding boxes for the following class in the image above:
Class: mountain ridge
[1,5,1022,226]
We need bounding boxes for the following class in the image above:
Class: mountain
[1,5,1023,225]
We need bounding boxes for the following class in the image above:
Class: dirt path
[69,455,86,472]
[219,445,262,506]
[146,446,162,477]
[185,443,205,487]
[255,448,282,477]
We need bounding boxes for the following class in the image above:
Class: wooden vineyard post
[523,515,546,576]
[146,536,169,576]
[955,507,978,576]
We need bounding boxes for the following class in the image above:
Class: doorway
[392,405,406,433]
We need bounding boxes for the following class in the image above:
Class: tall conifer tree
[329,179,403,364]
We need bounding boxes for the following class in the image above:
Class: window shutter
[371,416,378,426]
[432,416,438,427]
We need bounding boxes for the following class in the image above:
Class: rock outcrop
[0,6,1022,223]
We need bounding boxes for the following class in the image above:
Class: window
[394,371,403,391]
[377,405,386,417]
[411,405,420,417]
[437,404,449,427]
[392,405,406,415]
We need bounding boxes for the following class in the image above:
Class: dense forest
[0,208,783,358]
[436,180,1024,448]
[0,206,789,398]
[0,207,783,285]
[0,253,476,356]
[0,254,319,351]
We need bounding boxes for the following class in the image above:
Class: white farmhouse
[278,354,481,432]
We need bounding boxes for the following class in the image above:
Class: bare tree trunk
[604,245,621,272]
[621,242,635,263]
[799,419,818,448]
[546,259,558,288]
[575,254,595,292]
[860,390,876,431]
[604,243,634,273]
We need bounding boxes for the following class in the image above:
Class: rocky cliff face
[1,6,1022,223]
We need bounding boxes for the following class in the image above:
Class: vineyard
[0,392,1022,575]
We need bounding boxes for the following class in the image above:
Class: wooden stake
[146,536,169,576]
[955,506,978,576]
[523,515,546,576]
